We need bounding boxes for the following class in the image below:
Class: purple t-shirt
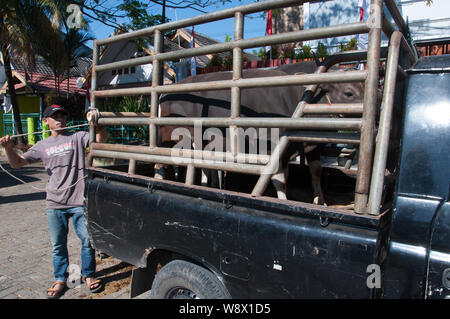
[22,131,89,209]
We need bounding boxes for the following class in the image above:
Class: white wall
[303,0,363,52]
[303,0,450,52]
[399,0,450,41]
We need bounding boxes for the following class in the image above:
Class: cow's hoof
[313,196,327,206]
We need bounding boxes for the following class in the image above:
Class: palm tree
[0,0,62,146]
[63,28,93,97]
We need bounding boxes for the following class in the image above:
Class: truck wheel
[149,260,230,299]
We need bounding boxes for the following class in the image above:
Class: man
[0,104,107,299]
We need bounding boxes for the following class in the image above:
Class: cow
[155,62,365,205]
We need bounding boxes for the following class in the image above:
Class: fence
[2,113,145,145]
[87,0,417,216]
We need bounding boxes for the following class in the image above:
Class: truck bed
[85,165,391,298]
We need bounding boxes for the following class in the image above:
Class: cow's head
[320,80,365,104]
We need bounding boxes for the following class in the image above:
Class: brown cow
[156,62,365,205]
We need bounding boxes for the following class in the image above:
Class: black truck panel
[381,55,450,298]
[86,170,386,298]
[85,54,450,299]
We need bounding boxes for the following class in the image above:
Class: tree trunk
[1,45,25,147]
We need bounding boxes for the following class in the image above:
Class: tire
[149,260,231,299]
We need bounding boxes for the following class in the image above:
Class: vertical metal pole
[367,31,402,215]
[230,12,244,156]
[185,163,195,185]
[354,0,382,214]
[150,30,162,148]
[128,158,136,174]
[88,41,99,166]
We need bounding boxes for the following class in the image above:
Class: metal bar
[97,117,361,130]
[150,30,162,148]
[382,12,396,39]
[366,31,415,215]
[95,105,363,119]
[128,158,136,174]
[91,143,271,165]
[97,112,151,117]
[88,41,99,166]
[185,164,195,185]
[303,103,363,114]
[286,131,360,145]
[90,149,263,175]
[93,71,366,98]
[95,22,369,73]
[95,0,325,46]
[354,0,383,214]
[383,0,408,34]
[230,11,244,156]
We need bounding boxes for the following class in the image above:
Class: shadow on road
[0,191,46,204]
[0,162,45,188]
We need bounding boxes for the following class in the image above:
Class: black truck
[83,0,449,299]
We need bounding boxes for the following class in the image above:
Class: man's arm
[0,135,29,169]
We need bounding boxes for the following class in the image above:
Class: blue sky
[88,0,267,44]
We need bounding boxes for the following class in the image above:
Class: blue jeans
[46,207,96,282]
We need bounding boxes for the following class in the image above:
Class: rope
[1,123,90,192]
[7,123,89,138]
[0,162,87,192]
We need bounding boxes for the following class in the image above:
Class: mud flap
[130,267,154,298]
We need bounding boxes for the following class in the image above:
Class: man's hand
[0,135,29,168]
[0,135,14,150]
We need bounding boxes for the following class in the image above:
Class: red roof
[5,70,87,95]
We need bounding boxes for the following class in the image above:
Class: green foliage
[338,37,358,52]
[98,95,150,143]
[252,48,266,60]
[280,46,296,59]
[316,41,328,58]
[296,45,313,59]
[119,0,166,30]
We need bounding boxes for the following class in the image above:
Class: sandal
[83,276,103,293]
[46,281,66,299]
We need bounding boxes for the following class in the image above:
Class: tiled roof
[2,70,86,95]
[10,55,91,78]
[2,53,90,95]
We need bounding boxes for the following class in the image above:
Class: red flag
[265,10,272,55]
[266,10,272,36]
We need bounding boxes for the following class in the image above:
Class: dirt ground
[84,255,135,299]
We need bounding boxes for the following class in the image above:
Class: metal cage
[87,0,416,215]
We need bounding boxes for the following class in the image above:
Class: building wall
[17,96,40,113]
[399,0,450,41]
[303,0,449,53]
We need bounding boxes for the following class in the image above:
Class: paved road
[0,155,146,299]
